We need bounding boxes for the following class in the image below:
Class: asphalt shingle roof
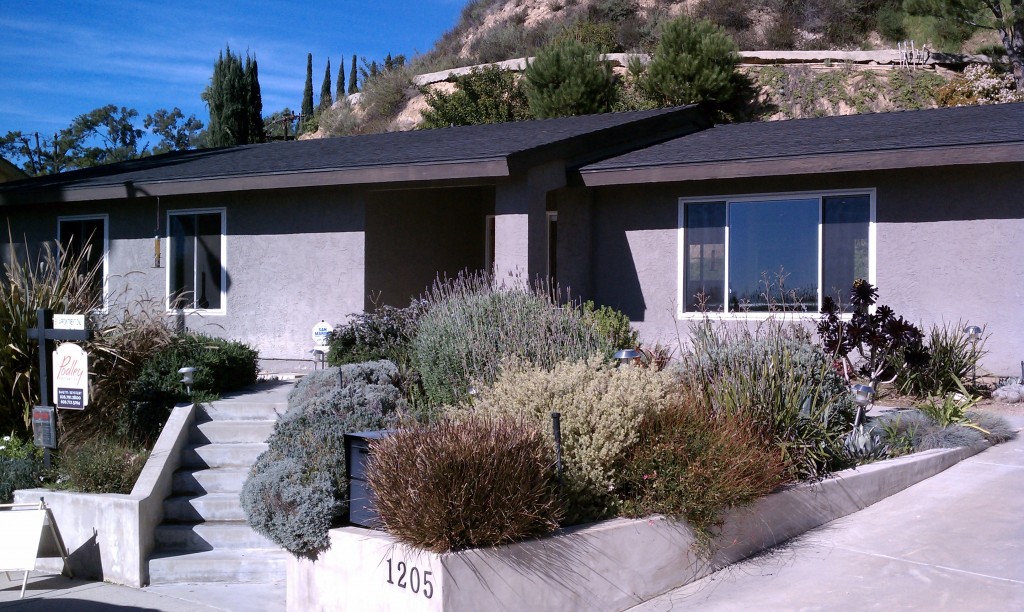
[582,103,1024,172]
[0,106,693,193]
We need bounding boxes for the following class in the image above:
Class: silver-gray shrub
[238,456,336,557]
[684,320,856,480]
[240,361,406,557]
[411,273,613,405]
[966,410,1018,444]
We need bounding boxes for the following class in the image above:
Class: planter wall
[13,403,195,587]
[288,441,988,611]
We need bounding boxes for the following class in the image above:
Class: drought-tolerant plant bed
[287,439,993,612]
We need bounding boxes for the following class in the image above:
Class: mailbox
[344,430,393,528]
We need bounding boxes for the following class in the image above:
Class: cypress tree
[204,46,254,147]
[336,56,345,101]
[348,54,358,94]
[302,53,314,118]
[319,58,333,113]
[245,55,266,143]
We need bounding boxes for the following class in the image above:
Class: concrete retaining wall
[14,402,195,587]
[287,441,988,611]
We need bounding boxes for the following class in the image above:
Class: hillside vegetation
[307,0,1017,136]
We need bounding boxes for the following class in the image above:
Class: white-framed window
[167,208,226,313]
[677,189,874,317]
[57,214,109,310]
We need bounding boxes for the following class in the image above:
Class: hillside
[306,0,1011,136]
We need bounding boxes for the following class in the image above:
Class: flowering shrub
[1,433,43,503]
[459,357,677,523]
[412,273,612,406]
[937,64,1024,107]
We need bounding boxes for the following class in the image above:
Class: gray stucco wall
[573,163,1023,376]
[3,186,367,370]
[365,186,491,308]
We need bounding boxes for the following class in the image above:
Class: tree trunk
[1005,16,1024,92]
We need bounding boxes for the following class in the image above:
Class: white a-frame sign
[0,499,72,598]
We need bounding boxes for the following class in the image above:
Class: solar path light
[851,383,875,428]
[963,325,983,387]
[178,367,197,396]
[613,348,640,367]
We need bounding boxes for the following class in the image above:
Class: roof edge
[0,159,511,206]
[580,142,1024,186]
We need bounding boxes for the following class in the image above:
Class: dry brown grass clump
[366,414,563,553]
[618,386,791,538]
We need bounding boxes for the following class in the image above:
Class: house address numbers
[385,557,434,599]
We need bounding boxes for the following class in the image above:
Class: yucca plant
[0,238,102,435]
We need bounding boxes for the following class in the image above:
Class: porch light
[178,366,198,396]
[614,349,640,367]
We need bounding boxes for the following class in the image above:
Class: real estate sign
[52,343,88,410]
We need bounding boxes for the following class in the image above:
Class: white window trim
[676,188,876,320]
[57,213,110,313]
[166,207,227,315]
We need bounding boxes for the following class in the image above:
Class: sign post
[26,309,92,466]
[311,320,332,370]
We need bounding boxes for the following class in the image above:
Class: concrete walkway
[3,415,1021,611]
[632,414,1024,611]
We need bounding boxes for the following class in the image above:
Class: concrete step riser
[198,402,285,422]
[190,421,276,445]
[164,496,245,522]
[148,555,288,585]
[154,523,274,550]
[181,443,268,469]
[173,468,250,495]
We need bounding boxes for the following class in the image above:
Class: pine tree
[640,16,742,114]
[302,53,315,119]
[524,39,616,119]
[319,58,333,113]
[348,54,358,94]
[336,56,346,101]
[245,55,265,143]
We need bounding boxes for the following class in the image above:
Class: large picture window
[58,215,107,308]
[679,192,871,315]
[168,209,225,311]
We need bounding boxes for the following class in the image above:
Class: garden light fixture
[178,366,197,396]
[614,348,640,367]
[851,383,875,427]
[963,325,983,387]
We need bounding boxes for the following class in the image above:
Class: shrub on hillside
[366,414,562,553]
[618,388,789,539]
[687,321,856,480]
[460,356,677,523]
[639,15,748,118]
[421,67,530,128]
[241,361,406,557]
[524,38,616,118]
[411,273,613,406]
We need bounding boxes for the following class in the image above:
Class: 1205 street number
[386,558,433,599]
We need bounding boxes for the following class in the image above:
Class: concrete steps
[148,549,291,585]
[147,381,292,586]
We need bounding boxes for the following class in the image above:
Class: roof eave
[580,142,1024,186]
[0,158,511,206]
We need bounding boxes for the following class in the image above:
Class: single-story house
[1,103,1021,376]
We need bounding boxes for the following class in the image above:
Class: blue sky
[0,0,465,140]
